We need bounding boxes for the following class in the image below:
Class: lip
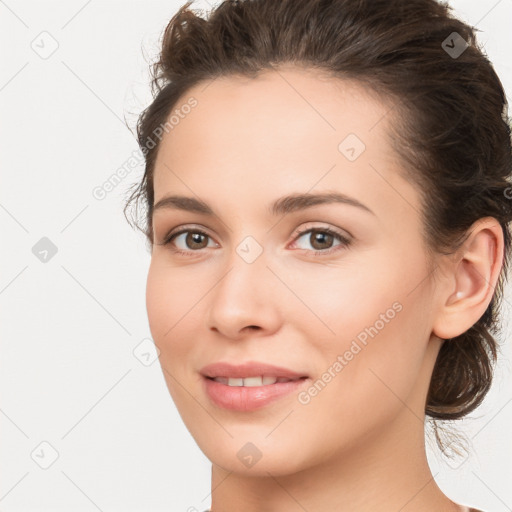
[200,361,310,412]
[200,361,308,380]
[202,376,310,411]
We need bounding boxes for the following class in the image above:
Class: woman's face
[146,67,444,475]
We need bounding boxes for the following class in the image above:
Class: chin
[192,431,313,477]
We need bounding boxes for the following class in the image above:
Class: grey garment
[202,508,486,511]
[203,508,485,511]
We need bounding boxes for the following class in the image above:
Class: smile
[210,376,304,386]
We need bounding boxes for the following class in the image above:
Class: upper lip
[200,361,308,380]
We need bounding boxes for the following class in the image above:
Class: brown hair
[124,0,512,453]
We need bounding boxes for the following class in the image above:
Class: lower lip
[203,376,310,411]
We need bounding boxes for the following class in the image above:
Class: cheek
[145,259,190,358]
[292,242,430,349]
[289,303,427,465]
[279,256,397,341]
[146,261,199,408]
[291,253,431,411]
[145,263,168,341]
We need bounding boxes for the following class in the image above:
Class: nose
[207,251,282,341]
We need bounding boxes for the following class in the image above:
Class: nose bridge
[217,232,270,304]
[207,231,281,336]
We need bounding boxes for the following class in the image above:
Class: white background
[1,1,511,511]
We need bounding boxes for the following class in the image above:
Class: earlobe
[432,217,504,340]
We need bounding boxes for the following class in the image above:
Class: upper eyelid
[163,224,216,244]
[291,224,351,241]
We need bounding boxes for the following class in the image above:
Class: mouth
[205,375,308,386]
[200,361,309,383]
[200,361,310,411]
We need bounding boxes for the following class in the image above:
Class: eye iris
[187,232,207,249]
[311,231,333,250]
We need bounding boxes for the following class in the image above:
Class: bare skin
[146,66,502,512]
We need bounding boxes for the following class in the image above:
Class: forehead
[158,66,395,157]
[152,66,419,221]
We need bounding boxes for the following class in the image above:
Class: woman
[124,0,512,510]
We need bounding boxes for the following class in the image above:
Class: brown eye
[291,227,351,255]
[309,231,335,250]
[163,228,217,255]
[181,231,209,249]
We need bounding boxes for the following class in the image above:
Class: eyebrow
[152,191,375,217]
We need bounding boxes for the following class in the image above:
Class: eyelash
[160,225,351,258]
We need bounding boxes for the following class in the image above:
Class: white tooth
[227,378,244,387]
[243,376,263,387]
[220,376,280,386]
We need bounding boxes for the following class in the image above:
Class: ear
[432,217,504,340]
